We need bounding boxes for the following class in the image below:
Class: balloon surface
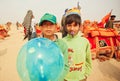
[17,38,64,81]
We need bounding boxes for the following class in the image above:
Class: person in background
[16,21,19,30]
[39,13,69,81]
[62,8,92,81]
[61,8,69,37]
[31,15,37,39]
[105,15,116,29]
[22,10,34,40]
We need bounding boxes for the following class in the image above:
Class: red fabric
[36,29,41,34]
[97,22,104,28]
[98,37,111,46]
[97,11,112,27]
[90,28,118,37]
[24,27,26,35]
[86,36,117,49]
[87,37,96,49]
[116,36,120,42]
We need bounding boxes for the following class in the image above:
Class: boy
[62,8,92,81]
[39,13,69,81]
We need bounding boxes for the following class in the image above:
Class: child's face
[41,21,56,36]
[66,22,80,37]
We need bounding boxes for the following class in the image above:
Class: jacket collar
[41,34,58,42]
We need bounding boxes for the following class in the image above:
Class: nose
[45,25,52,28]
[70,26,74,30]
[47,25,51,28]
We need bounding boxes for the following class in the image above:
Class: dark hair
[65,14,81,26]
[110,15,116,20]
[39,20,48,26]
[111,15,116,18]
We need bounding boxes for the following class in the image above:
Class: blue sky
[0,0,120,24]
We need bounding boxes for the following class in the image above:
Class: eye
[67,24,72,27]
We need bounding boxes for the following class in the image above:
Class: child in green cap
[39,13,69,81]
[62,8,92,81]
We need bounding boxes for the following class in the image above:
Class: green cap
[39,13,57,26]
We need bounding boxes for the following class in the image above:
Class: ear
[56,24,61,32]
[55,24,58,32]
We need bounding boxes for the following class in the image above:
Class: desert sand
[0,24,120,81]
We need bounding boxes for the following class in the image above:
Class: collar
[41,34,58,42]
[66,33,80,40]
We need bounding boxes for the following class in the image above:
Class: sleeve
[84,41,92,77]
[62,42,69,76]
[56,40,69,81]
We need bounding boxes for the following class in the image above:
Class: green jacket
[55,39,69,81]
[41,35,69,81]
[62,34,92,81]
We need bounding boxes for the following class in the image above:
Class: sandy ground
[0,24,120,81]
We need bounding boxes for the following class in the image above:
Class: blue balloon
[17,38,64,81]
